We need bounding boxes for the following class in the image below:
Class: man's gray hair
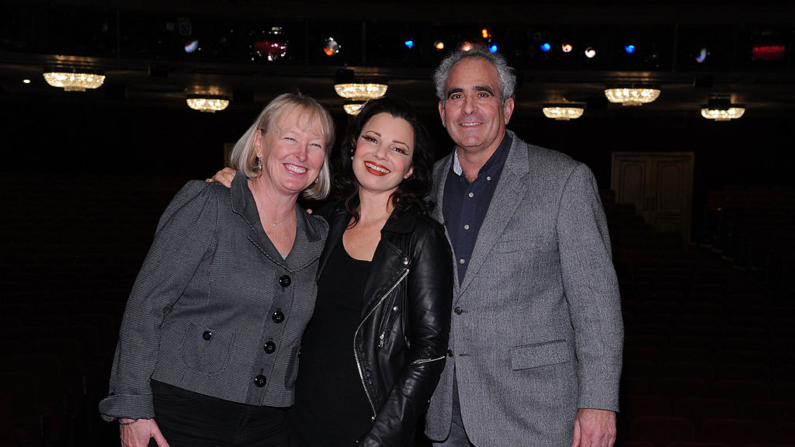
[433,44,517,106]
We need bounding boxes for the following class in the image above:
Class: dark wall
[2,94,793,237]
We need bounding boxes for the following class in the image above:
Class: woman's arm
[358,221,454,447]
[99,181,219,422]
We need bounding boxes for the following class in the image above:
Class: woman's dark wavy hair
[333,97,435,227]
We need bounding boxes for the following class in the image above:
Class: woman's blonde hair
[229,92,335,200]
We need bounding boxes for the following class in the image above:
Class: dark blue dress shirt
[442,133,512,283]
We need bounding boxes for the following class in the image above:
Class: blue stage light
[625,44,636,54]
[489,43,498,53]
[541,42,551,52]
[404,40,414,49]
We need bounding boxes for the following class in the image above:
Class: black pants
[150,380,289,447]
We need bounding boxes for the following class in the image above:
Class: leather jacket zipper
[353,268,410,420]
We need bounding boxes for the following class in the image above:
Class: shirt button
[464,224,470,230]
[202,331,212,340]
[272,309,285,323]
[468,192,474,198]
[254,374,267,387]
[279,275,291,287]
[263,341,276,354]
[486,176,492,181]
[459,259,466,264]
[454,307,464,315]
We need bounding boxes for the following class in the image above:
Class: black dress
[287,239,373,447]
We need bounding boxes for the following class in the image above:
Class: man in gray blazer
[424,45,623,446]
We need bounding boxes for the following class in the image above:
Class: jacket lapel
[431,154,462,296]
[230,172,325,272]
[458,131,530,296]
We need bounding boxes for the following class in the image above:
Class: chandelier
[186,95,230,113]
[343,100,367,116]
[605,86,660,106]
[701,97,745,121]
[43,68,105,92]
[542,104,585,121]
[334,69,387,115]
[334,83,388,101]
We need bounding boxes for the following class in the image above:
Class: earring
[314,177,319,184]
[256,156,262,169]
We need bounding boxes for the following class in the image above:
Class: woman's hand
[205,168,237,188]
[119,419,170,447]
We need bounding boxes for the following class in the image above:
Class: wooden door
[611,152,694,242]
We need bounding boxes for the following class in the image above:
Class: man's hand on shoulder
[570,408,616,447]
[205,167,236,188]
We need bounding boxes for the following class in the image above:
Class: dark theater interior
[1,0,794,445]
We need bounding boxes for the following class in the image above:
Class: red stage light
[752,44,786,61]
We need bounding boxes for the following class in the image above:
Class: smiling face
[438,57,514,159]
[351,112,415,196]
[256,106,326,198]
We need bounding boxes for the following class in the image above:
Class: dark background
[1,1,794,446]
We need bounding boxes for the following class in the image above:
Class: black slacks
[150,380,289,447]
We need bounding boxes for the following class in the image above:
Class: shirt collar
[451,132,513,178]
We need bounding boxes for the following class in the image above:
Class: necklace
[268,211,295,228]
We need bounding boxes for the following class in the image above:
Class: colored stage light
[184,40,199,53]
[324,38,339,56]
[489,43,498,53]
[585,47,596,58]
[562,43,573,53]
[625,44,636,54]
[434,41,445,50]
[752,44,786,61]
[695,48,708,63]
[540,42,551,52]
[404,40,414,49]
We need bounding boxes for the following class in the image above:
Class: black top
[287,238,373,447]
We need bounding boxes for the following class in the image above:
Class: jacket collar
[230,172,326,271]
[317,201,418,278]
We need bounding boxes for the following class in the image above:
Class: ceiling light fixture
[186,95,230,113]
[334,69,387,114]
[701,97,745,121]
[605,85,660,106]
[43,68,105,91]
[542,104,585,121]
[333,82,387,101]
[343,100,367,116]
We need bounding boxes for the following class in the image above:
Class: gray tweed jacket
[424,131,624,446]
[99,173,327,421]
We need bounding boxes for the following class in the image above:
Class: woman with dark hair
[287,97,454,447]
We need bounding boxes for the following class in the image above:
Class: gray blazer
[424,131,623,446]
[99,173,327,421]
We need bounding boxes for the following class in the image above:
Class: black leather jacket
[318,203,454,447]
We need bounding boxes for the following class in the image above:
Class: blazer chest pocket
[181,322,234,375]
[494,237,551,253]
[510,340,571,370]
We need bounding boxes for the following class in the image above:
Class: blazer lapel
[287,208,326,271]
[458,131,530,296]
[231,172,325,272]
[431,154,462,297]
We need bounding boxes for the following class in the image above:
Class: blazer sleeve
[556,164,624,412]
[98,180,219,421]
[359,222,454,447]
